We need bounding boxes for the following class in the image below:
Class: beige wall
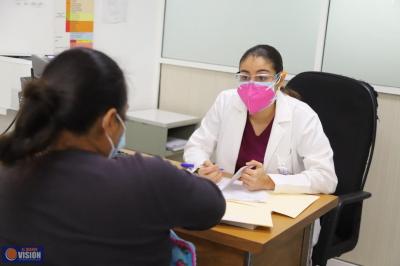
[160,64,400,266]
[159,64,237,117]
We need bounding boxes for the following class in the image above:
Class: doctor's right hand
[197,160,223,183]
[241,160,275,191]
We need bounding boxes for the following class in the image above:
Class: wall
[159,63,400,266]
[159,64,236,117]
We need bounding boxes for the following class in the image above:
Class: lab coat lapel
[224,95,247,173]
[264,91,292,166]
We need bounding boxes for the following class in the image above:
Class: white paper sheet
[217,166,269,202]
[217,166,248,190]
[222,181,269,202]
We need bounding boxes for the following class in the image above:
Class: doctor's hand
[241,160,275,191]
[197,160,223,183]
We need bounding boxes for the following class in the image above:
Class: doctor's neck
[249,103,276,124]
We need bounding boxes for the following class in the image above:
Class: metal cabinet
[125,109,200,158]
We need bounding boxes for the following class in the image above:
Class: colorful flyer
[66,0,94,48]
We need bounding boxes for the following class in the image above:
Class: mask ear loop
[274,71,287,91]
[272,73,281,91]
[106,113,126,158]
[105,133,116,158]
[116,113,126,131]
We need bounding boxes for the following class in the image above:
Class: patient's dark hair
[0,48,127,165]
[240,44,300,99]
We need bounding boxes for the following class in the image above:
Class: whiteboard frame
[158,0,399,96]
[159,58,237,74]
[154,0,166,108]
[313,0,330,71]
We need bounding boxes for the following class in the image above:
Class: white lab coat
[184,89,338,194]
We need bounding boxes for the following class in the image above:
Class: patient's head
[0,48,128,164]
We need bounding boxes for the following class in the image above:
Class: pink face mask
[237,82,276,114]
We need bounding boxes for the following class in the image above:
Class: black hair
[0,48,127,165]
[239,44,300,99]
[240,44,283,73]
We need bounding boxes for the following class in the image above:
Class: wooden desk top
[121,150,338,253]
[176,195,337,253]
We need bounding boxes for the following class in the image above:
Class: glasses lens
[254,74,273,82]
[235,73,250,82]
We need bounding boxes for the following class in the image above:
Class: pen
[180,163,195,169]
[180,162,223,172]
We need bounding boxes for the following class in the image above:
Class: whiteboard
[162,0,327,74]
[94,0,163,111]
[0,0,54,56]
[0,0,163,111]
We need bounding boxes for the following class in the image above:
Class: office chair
[286,71,378,266]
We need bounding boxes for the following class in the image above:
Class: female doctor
[184,44,338,195]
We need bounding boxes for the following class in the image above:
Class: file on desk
[221,194,319,229]
[222,201,273,229]
[217,166,320,229]
[267,193,319,218]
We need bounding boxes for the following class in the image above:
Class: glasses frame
[235,72,278,82]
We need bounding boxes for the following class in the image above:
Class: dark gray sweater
[0,150,225,265]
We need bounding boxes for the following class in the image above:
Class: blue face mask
[253,81,275,88]
[105,114,126,159]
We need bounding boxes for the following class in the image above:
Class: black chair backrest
[286,72,378,195]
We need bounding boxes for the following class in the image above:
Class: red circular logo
[5,248,17,261]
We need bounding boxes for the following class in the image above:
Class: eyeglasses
[235,72,277,82]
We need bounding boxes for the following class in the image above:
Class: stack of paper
[218,167,319,229]
[222,201,273,229]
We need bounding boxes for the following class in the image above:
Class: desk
[176,195,337,266]
[120,150,337,265]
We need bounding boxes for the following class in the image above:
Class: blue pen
[180,163,195,169]
[181,162,223,172]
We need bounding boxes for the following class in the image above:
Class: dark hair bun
[0,47,127,165]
